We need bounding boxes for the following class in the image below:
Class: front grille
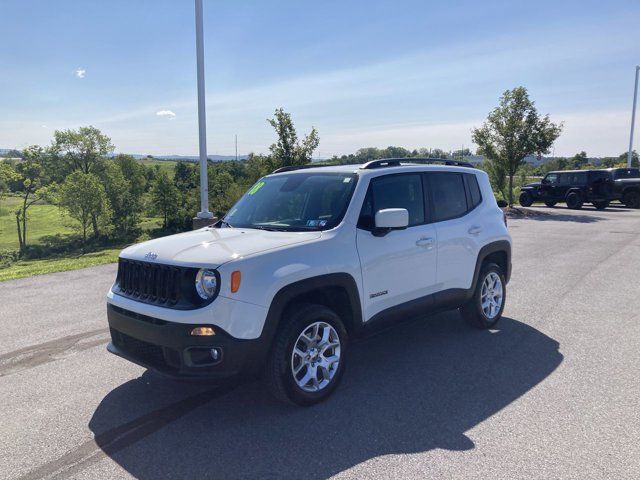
[110,328,169,369]
[115,259,183,306]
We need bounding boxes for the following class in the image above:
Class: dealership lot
[1,205,639,480]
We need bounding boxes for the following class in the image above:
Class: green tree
[0,162,18,208]
[479,160,508,200]
[13,146,49,253]
[267,108,319,169]
[49,126,115,233]
[208,170,244,217]
[49,126,114,179]
[150,171,179,228]
[59,171,110,242]
[618,150,639,168]
[101,155,146,238]
[570,151,588,169]
[472,87,563,206]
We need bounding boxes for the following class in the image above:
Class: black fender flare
[471,240,512,292]
[255,273,363,361]
[565,188,583,199]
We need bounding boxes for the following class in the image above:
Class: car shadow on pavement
[89,313,562,480]
[522,205,633,223]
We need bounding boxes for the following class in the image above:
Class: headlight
[195,269,218,300]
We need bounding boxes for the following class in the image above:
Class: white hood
[120,227,322,267]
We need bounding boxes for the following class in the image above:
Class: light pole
[628,65,640,168]
[195,0,213,223]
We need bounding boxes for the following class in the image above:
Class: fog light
[190,326,215,336]
[210,348,220,361]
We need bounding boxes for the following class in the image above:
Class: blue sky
[1,0,639,157]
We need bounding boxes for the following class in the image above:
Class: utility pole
[194,0,214,226]
[628,65,640,168]
[235,134,238,162]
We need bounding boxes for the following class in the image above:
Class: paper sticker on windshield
[247,181,265,195]
[306,220,319,227]
[343,177,352,183]
[318,220,328,227]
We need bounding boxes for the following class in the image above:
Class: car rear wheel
[461,263,506,329]
[519,191,533,207]
[593,201,609,210]
[623,191,640,209]
[566,192,583,209]
[544,200,557,207]
[265,304,347,406]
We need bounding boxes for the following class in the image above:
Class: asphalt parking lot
[1,205,639,480]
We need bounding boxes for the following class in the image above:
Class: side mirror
[374,208,409,231]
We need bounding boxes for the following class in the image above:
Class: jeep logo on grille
[144,252,158,261]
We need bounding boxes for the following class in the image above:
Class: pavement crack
[0,328,109,377]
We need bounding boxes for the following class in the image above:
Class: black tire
[623,191,640,209]
[265,303,348,406]
[566,191,583,210]
[593,201,609,210]
[544,200,557,207]
[518,191,533,207]
[461,262,506,329]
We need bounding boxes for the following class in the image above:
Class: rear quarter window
[465,174,482,209]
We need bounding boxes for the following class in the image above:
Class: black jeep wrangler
[519,170,613,210]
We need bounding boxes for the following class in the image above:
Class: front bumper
[107,304,264,380]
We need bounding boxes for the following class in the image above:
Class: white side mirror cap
[375,208,409,229]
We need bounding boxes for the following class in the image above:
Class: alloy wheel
[480,272,503,319]
[291,321,341,392]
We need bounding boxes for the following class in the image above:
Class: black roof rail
[360,157,474,170]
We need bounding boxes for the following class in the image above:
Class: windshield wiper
[214,219,234,228]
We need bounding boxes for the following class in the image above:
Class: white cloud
[74,68,86,79]
[156,110,176,119]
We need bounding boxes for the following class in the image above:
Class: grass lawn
[0,196,74,250]
[0,248,121,282]
[137,158,178,176]
[0,194,164,281]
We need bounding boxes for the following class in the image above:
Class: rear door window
[427,173,469,222]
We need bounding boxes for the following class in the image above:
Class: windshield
[222,172,358,231]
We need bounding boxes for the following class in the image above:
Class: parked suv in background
[608,167,640,208]
[519,169,613,210]
[106,159,512,405]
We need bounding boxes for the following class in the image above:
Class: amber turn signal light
[190,327,215,336]
[231,271,241,293]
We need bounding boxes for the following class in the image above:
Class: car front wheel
[519,191,533,207]
[461,263,506,329]
[265,304,347,406]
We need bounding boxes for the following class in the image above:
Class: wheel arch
[263,273,362,342]
[471,241,511,291]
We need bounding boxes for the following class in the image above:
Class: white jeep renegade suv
[106,159,511,405]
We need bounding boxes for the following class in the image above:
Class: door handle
[416,237,435,247]
[468,226,483,235]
